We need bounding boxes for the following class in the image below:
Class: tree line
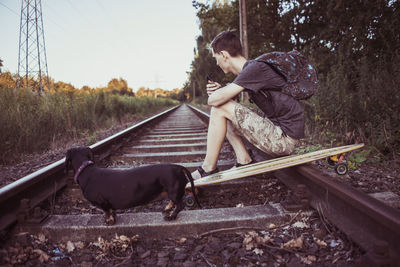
[185,0,399,157]
[0,69,184,100]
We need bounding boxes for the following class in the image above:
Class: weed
[86,132,98,145]
[347,146,379,169]
[295,144,324,155]
[0,87,177,164]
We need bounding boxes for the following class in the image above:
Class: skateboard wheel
[184,195,195,207]
[335,163,348,175]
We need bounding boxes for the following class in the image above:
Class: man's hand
[206,81,222,96]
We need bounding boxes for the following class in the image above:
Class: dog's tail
[183,167,201,208]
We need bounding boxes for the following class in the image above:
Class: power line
[0,1,68,35]
[92,0,132,49]
[66,0,95,27]
[40,2,69,32]
[0,1,19,16]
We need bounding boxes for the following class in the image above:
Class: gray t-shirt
[233,60,305,139]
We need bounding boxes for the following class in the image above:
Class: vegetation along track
[1,104,399,265]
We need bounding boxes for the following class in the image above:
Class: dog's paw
[162,209,170,215]
[163,200,174,214]
[104,209,116,226]
[105,218,115,225]
[105,215,116,226]
[163,214,177,221]
[164,215,175,221]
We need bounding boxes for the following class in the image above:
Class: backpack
[255,50,318,100]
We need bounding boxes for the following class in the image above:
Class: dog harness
[74,160,94,184]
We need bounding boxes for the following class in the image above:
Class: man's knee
[210,100,236,120]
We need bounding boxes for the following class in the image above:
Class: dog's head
[65,147,94,173]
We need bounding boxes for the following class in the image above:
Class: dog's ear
[65,149,72,173]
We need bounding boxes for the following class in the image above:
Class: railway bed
[1,104,399,266]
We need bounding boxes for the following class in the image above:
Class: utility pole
[17,0,49,94]
[192,83,195,103]
[239,0,249,59]
[239,0,248,102]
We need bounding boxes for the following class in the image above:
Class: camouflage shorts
[230,103,297,156]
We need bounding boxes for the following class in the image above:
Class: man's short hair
[210,30,243,57]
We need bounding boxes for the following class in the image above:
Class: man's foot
[231,150,256,169]
[191,166,219,180]
[232,150,255,169]
[234,159,255,168]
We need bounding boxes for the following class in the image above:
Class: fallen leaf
[74,241,85,249]
[268,223,276,229]
[66,241,75,252]
[253,248,264,255]
[37,233,47,244]
[301,255,317,265]
[292,221,309,229]
[92,234,139,259]
[177,237,187,244]
[282,236,304,249]
[316,239,327,248]
[242,231,273,250]
[119,235,130,242]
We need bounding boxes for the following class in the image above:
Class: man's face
[212,50,229,74]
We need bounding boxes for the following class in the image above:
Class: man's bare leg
[226,121,252,165]
[192,101,252,179]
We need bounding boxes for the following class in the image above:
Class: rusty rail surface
[187,104,400,265]
[0,105,180,232]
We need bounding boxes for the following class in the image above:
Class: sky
[0,0,202,91]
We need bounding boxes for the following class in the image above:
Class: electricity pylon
[17,0,49,93]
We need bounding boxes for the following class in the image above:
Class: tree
[81,85,92,94]
[0,72,16,88]
[187,0,295,100]
[136,87,151,97]
[107,78,130,95]
[189,0,400,154]
[54,81,76,97]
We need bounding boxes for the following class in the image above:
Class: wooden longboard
[187,143,364,188]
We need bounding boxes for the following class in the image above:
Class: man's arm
[207,83,244,106]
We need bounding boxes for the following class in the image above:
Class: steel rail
[186,104,400,265]
[0,105,180,231]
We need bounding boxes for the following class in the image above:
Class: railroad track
[1,104,399,265]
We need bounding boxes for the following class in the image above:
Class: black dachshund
[65,147,200,225]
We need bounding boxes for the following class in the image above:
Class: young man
[191,30,305,180]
